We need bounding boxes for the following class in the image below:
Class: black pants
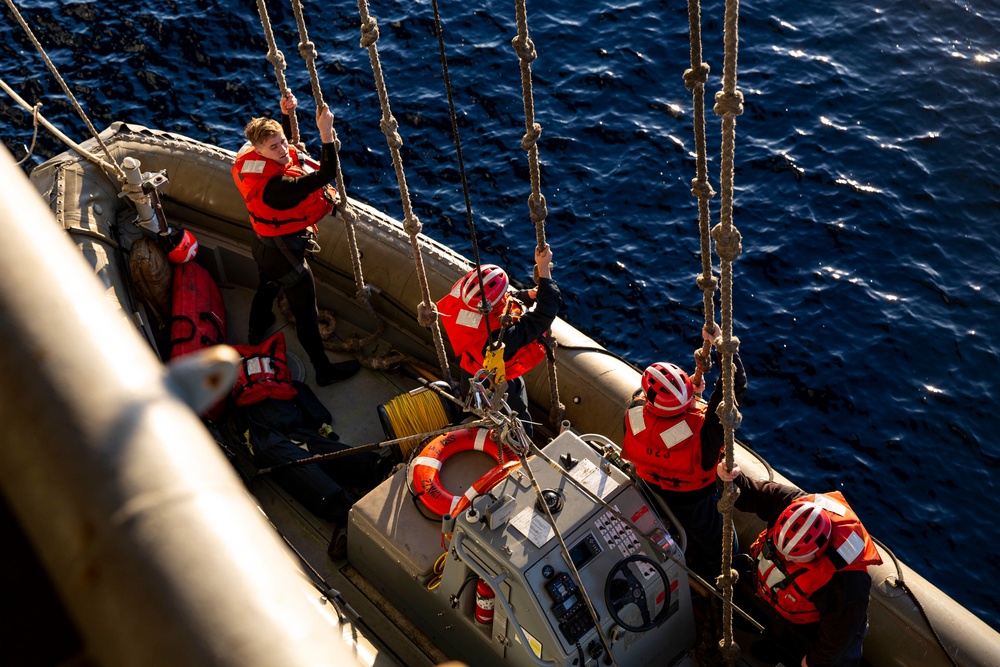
[249,231,327,368]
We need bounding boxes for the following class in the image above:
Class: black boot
[315,359,361,386]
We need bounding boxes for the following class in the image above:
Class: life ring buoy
[408,427,520,517]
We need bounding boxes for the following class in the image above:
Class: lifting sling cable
[355,0,454,386]
[285,0,387,351]
[712,0,746,663]
[511,0,565,431]
[684,0,719,395]
[3,0,126,182]
[255,0,299,145]
[428,0,498,352]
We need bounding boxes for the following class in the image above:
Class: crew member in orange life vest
[621,324,745,581]
[232,91,359,386]
[437,244,561,437]
[717,461,882,667]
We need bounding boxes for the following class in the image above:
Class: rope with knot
[512,0,565,432]
[254,0,299,144]
[713,0,745,663]
[355,0,454,386]
[3,0,126,182]
[684,0,719,395]
[256,0,387,358]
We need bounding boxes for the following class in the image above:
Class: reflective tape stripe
[474,429,489,451]
[412,456,443,471]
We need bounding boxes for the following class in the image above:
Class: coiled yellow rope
[382,389,450,459]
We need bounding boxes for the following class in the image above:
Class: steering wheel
[604,554,670,633]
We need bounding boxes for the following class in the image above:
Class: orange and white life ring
[408,427,520,517]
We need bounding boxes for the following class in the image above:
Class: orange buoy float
[408,427,521,517]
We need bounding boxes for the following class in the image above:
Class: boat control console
[350,430,695,667]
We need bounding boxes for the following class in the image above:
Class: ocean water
[2,0,998,632]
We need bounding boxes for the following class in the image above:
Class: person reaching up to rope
[717,461,883,667]
[231,90,360,386]
[437,244,561,437]
[621,324,746,583]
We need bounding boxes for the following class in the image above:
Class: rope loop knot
[521,122,542,151]
[713,89,744,118]
[683,62,710,89]
[298,40,317,62]
[417,301,437,328]
[696,274,718,292]
[403,213,423,236]
[691,176,716,200]
[716,334,740,357]
[716,400,743,432]
[528,192,548,224]
[694,347,710,374]
[512,34,537,64]
[712,223,742,263]
[380,115,403,149]
[360,16,380,48]
[266,49,287,71]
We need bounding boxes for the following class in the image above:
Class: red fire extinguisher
[475,578,495,625]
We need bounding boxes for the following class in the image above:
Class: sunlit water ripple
[2,0,997,631]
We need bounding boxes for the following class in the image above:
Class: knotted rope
[277,0,387,352]
[512,0,565,431]
[712,0,745,663]
[254,0,299,144]
[684,0,719,396]
[355,0,454,386]
[3,0,126,182]
[289,0,324,112]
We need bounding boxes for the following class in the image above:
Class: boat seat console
[349,430,695,667]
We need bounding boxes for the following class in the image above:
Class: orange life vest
[169,260,226,360]
[749,492,883,624]
[436,282,546,380]
[231,332,298,407]
[621,402,714,492]
[231,143,335,237]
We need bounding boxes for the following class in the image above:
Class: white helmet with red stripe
[773,500,832,563]
[460,264,509,312]
[641,362,694,416]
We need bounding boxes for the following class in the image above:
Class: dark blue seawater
[2,0,998,632]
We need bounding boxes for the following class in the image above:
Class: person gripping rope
[436,244,561,437]
[621,325,746,581]
[231,90,360,386]
[717,461,882,667]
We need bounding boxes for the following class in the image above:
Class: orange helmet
[166,229,199,264]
